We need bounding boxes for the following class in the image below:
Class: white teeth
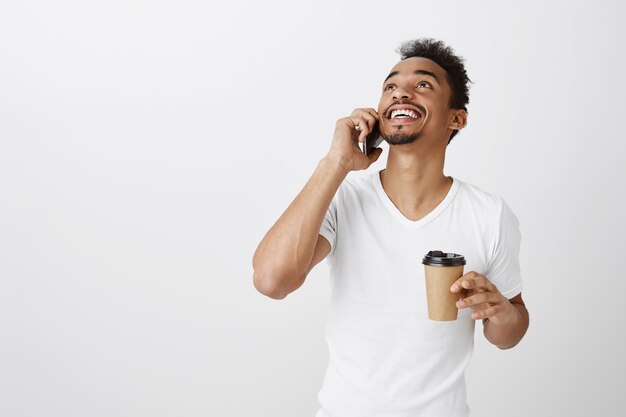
[390,108,419,119]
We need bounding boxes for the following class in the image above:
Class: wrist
[322,154,352,175]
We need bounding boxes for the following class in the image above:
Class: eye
[384,84,396,91]
[417,81,431,88]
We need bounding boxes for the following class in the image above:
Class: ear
[448,109,467,131]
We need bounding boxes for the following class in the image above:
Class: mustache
[382,100,426,118]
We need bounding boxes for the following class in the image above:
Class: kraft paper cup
[422,250,466,321]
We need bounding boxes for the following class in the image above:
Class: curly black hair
[396,38,472,143]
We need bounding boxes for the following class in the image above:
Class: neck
[380,142,451,211]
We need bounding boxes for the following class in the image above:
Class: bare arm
[483,293,529,349]
[252,157,347,299]
[252,109,382,299]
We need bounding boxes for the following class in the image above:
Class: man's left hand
[450,272,515,326]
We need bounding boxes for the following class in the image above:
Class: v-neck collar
[372,170,460,229]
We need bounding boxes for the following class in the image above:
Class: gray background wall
[1,0,625,416]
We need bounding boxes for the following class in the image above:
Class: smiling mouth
[386,112,423,126]
[384,103,426,123]
[388,108,421,119]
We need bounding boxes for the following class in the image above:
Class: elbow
[253,269,290,300]
[496,341,519,350]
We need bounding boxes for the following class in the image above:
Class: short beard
[381,127,420,145]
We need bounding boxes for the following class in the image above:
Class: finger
[349,117,366,143]
[457,292,497,309]
[350,109,377,140]
[459,287,469,301]
[350,117,366,141]
[365,108,380,121]
[359,111,377,134]
[357,117,370,143]
[470,305,503,321]
[450,272,475,293]
[359,112,377,131]
[354,108,380,123]
[451,273,488,294]
[451,274,475,293]
[470,302,493,314]
[471,274,493,291]
[347,117,360,130]
[460,302,494,318]
[358,120,368,142]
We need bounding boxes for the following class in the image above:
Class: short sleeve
[485,198,524,299]
[319,192,339,263]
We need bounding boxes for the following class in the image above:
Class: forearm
[252,156,348,296]
[483,302,529,349]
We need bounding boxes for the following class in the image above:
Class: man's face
[377,57,460,146]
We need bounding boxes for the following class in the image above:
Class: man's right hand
[326,108,383,172]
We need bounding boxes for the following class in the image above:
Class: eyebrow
[383,69,440,84]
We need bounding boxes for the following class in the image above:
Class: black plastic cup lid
[422,250,466,266]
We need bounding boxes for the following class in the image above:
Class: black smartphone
[361,122,383,155]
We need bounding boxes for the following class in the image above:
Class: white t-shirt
[316,170,523,417]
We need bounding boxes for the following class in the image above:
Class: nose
[392,85,413,100]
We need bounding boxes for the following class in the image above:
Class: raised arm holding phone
[252,108,383,299]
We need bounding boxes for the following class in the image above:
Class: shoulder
[455,178,518,229]
[454,178,506,216]
[456,179,521,244]
[345,170,376,189]
[335,171,378,199]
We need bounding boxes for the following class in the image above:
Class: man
[252,38,529,417]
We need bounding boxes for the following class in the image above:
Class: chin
[381,130,420,146]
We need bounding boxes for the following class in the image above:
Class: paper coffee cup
[422,250,466,321]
